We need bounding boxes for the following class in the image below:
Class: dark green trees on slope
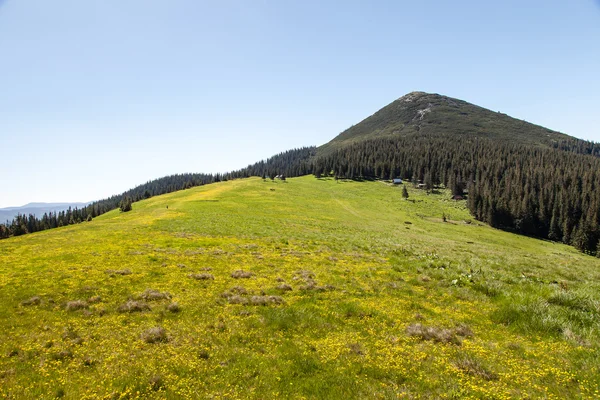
[2,92,599,256]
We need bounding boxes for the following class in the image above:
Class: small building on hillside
[392,178,403,185]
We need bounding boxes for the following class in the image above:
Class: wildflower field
[1,176,599,399]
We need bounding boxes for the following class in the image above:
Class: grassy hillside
[1,176,599,399]
[319,92,573,154]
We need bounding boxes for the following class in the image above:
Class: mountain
[319,91,579,154]
[3,91,600,255]
[0,202,90,223]
[1,177,598,398]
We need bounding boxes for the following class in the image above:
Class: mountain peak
[319,91,571,154]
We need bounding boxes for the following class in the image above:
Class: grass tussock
[106,269,132,276]
[141,327,168,344]
[118,300,151,313]
[21,296,41,306]
[406,323,472,345]
[166,302,181,313]
[547,291,598,313]
[188,273,215,280]
[65,300,89,311]
[231,270,253,279]
[453,354,498,381]
[249,295,284,306]
[276,284,293,291]
[139,289,171,301]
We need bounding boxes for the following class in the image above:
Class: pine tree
[119,197,133,212]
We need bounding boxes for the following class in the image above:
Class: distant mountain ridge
[0,202,90,223]
[319,91,578,154]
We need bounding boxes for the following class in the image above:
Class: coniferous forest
[2,136,599,256]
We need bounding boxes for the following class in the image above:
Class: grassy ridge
[1,176,599,399]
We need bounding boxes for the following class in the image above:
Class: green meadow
[1,176,599,399]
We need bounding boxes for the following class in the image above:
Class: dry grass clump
[21,296,41,306]
[563,327,591,347]
[62,328,84,345]
[149,374,165,391]
[51,350,74,361]
[276,283,293,291]
[293,270,315,280]
[166,302,181,313]
[139,289,171,301]
[188,273,214,280]
[250,295,284,306]
[406,323,473,345]
[118,300,151,313]
[221,286,248,296]
[221,286,251,304]
[88,295,102,304]
[454,323,474,338]
[226,295,249,305]
[106,269,132,276]
[141,326,168,344]
[231,270,253,279]
[65,300,89,311]
[453,355,498,380]
[293,269,335,291]
[347,343,365,355]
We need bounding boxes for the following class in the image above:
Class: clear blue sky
[1,0,599,207]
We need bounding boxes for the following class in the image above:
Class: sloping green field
[1,176,599,399]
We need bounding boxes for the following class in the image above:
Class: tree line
[2,137,599,257]
[307,135,600,255]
